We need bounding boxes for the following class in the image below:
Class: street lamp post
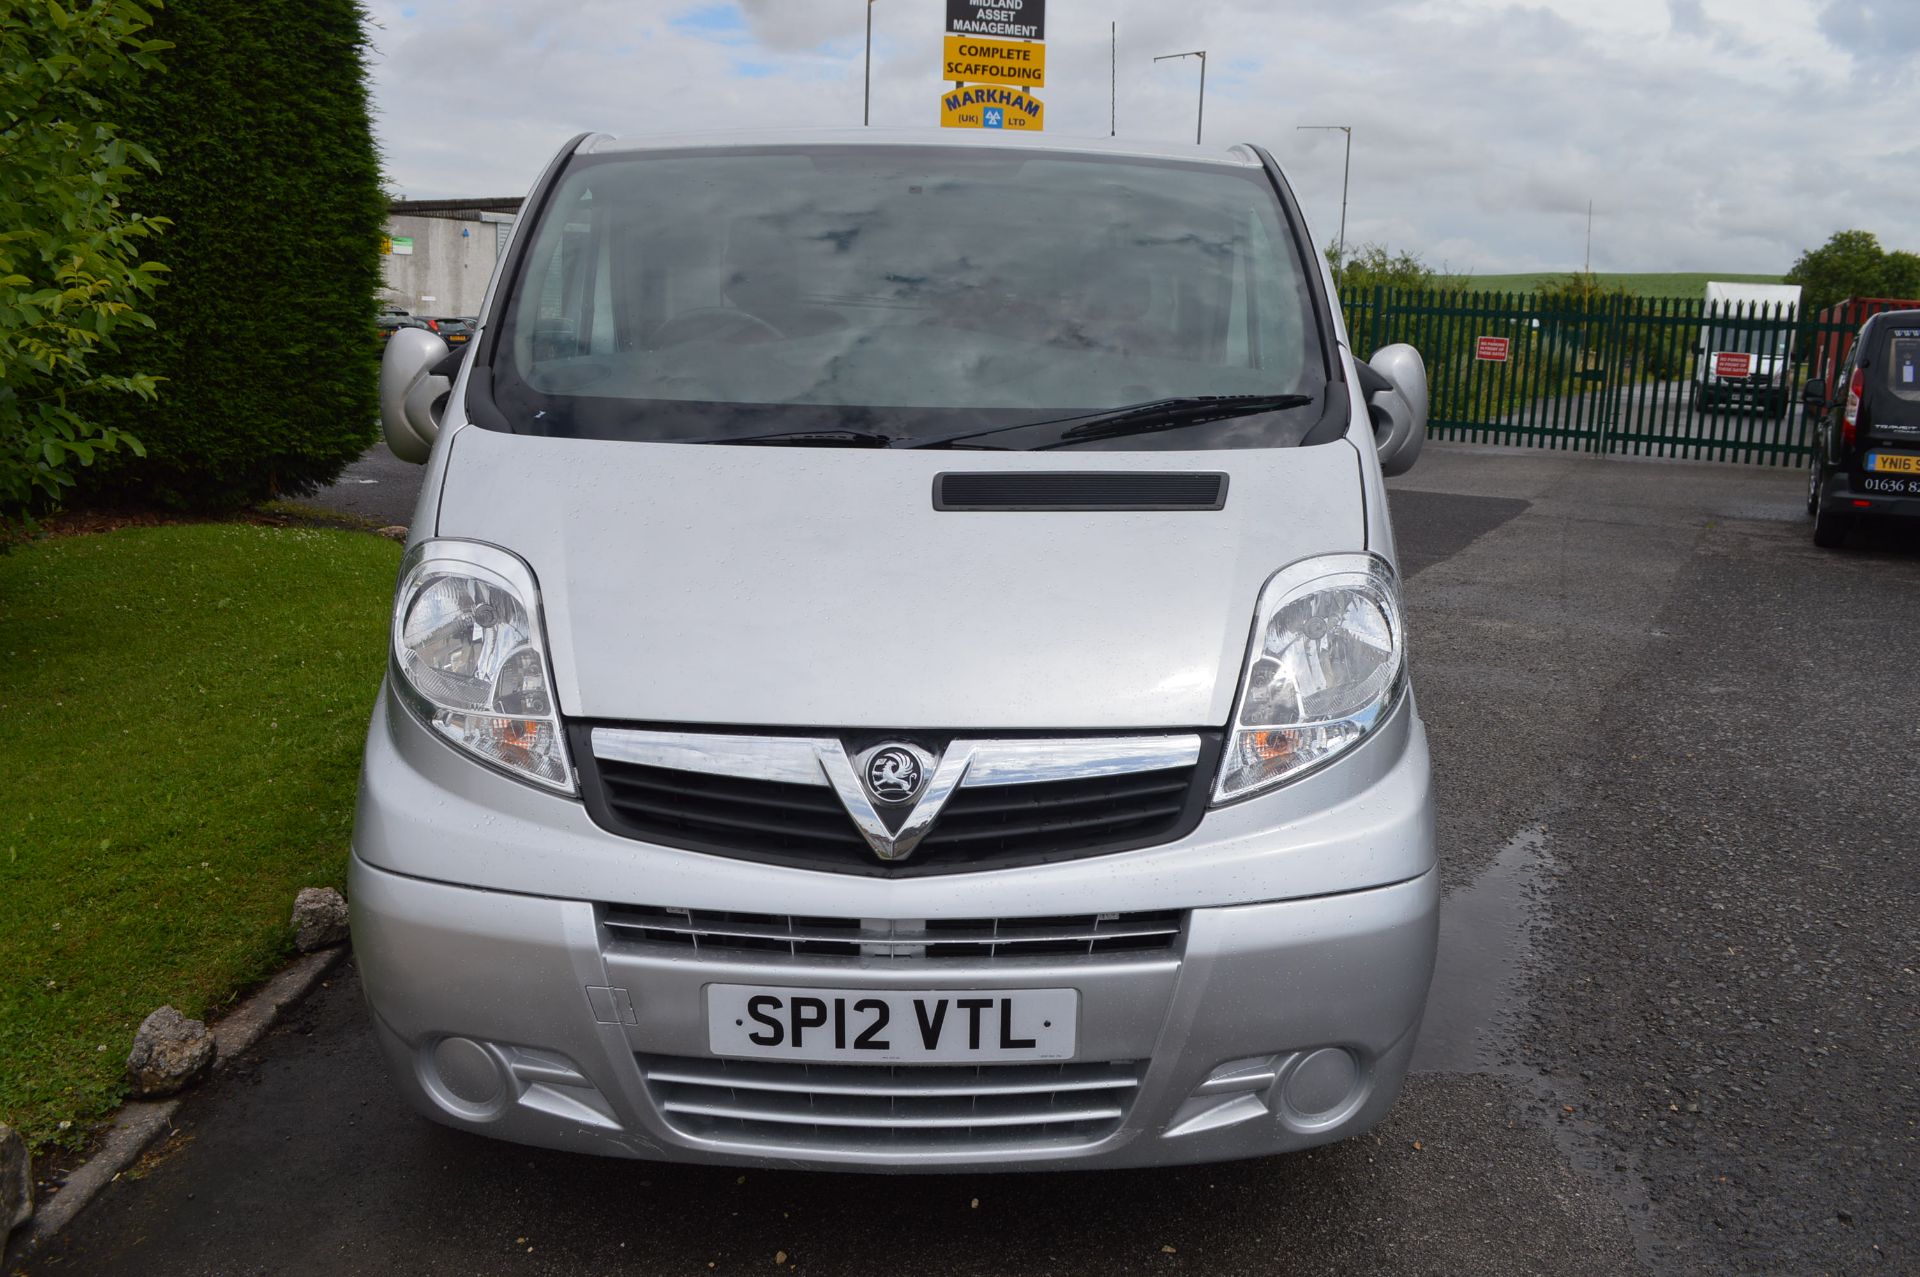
[1297,125,1352,275]
[1154,50,1207,145]
[864,0,875,126]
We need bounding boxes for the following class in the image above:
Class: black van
[1804,309,1920,547]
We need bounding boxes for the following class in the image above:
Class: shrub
[0,0,169,540]
[1785,229,1920,316]
[1331,242,1441,294]
[83,0,385,512]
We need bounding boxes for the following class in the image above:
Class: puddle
[1411,829,1664,1259]
[1410,825,1552,1076]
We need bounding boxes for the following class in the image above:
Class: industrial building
[382,197,521,318]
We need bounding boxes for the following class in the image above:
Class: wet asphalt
[14,445,1919,1276]
[297,443,423,527]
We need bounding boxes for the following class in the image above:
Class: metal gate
[1341,287,1886,467]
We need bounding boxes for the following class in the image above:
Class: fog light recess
[420,1036,511,1121]
[1275,1047,1368,1133]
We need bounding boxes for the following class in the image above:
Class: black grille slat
[928,806,1184,844]
[941,772,1190,818]
[920,818,1180,854]
[601,770,846,817]
[574,727,1220,876]
[603,792,853,842]
[597,764,865,853]
[927,769,1191,854]
[602,770,848,818]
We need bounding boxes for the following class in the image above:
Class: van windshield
[1706,325,1792,357]
[487,146,1334,450]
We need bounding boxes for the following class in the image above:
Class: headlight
[1214,553,1405,803]
[390,540,574,793]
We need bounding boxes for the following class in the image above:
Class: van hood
[434,427,1368,730]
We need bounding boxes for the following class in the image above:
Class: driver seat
[720,221,848,340]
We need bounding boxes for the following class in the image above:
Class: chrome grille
[601,907,1184,960]
[641,1055,1143,1151]
[571,726,1220,874]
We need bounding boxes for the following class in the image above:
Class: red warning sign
[1476,336,1512,363]
[1714,352,1753,378]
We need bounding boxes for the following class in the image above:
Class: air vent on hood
[933,472,1228,512]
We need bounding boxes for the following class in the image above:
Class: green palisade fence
[1339,287,1906,467]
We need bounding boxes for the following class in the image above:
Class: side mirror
[380,326,453,464]
[1801,377,1827,408]
[1362,344,1428,477]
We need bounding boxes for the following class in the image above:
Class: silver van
[358,129,1435,1171]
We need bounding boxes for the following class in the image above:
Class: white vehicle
[1694,281,1802,414]
[361,129,1435,1172]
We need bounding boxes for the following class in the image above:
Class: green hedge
[85,0,385,511]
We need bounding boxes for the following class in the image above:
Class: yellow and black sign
[943,34,1045,87]
[940,84,1045,131]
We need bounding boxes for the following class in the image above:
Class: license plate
[706,984,1077,1064]
[1866,452,1920,474]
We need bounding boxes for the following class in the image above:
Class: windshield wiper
[911,394,1314,450]
[699,429,895,448]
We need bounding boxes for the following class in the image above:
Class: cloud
[1818,0,1920,73]
[735,0,866,51]
[359,0,1918,275]
[1668,0,1707,36]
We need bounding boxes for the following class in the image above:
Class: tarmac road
[15,446,1918,1276]
[304,442,423,527]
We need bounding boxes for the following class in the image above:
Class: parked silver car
[360,129,1434,1171]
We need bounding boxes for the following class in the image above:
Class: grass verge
[0,523,399,1151]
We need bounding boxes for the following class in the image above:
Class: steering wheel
[649,307,786,347]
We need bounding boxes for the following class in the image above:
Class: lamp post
[864,0,875,126]
[1297,125,1352,275]
[1154,50,1206,145]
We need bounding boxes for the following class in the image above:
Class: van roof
[577,127,1267,170]
[1703,281,1802,304]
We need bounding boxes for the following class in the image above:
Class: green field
[0,524,399,1149]
[1448,271,1787,297]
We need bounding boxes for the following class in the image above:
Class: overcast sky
[363,0,1920,275]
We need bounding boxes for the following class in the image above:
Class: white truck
[1695,281,1803,415]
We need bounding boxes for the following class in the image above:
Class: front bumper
[350,686,1437,1170]
[1703,377,1785,402]
[351,855,1437,1170]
